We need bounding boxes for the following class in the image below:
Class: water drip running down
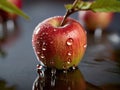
[37,64,45,77]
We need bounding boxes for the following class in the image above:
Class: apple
[0,0,22,21]
[32,16,87,70]
[78,11,113,31]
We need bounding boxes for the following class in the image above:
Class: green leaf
[65,0,120,13]
[0,0,29,19]
[90,0,120,12]
[65,4,73,10]
[65,1,92,11]
[80,2,92,10]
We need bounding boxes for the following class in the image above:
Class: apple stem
[60,0,80,26]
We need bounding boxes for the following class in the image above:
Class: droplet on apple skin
[41,42,47,51]
[67,58,72,63]
[66,38,73,46]
[40,54,45,59]
[32,16,87,70]
[83,44,87,48]
[67,51,72,56]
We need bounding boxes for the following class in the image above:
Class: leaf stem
[60,0,80,26]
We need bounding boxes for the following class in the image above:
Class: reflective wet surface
[0,0,120,90]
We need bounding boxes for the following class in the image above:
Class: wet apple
[32,16,87,70]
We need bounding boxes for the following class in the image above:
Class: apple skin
[0,0,22,20]
[32,16,87,70]
[78,11,113,31]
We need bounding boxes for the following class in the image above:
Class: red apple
[0,0,22,21]
[78,11,113,31]
[32,16,87,70]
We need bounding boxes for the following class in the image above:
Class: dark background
[0,0,120,90]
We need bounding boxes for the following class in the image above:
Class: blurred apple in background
[78,11,113,31]
[0,0,22,21]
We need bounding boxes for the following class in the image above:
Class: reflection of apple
[32,16,87,70]
[78,11,113,31]
[33,69,86,90]
[0,0,22,21]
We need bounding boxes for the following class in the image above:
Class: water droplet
[67,61,71,64]
[42,32,45,35]
[37,64,45,77]
[37,64,43,70]
[63,61,69,70]
[85,30,87,34]
[66,38,73,46]
[42,46,46,51]
[53,29,56,31]
[42,42,46,51]
[67,51,72,56]
[68,58,72,62]
[40,54,45,59]
[37,52,40,54]
[67,58,72,64]
[63,70,67,73]
[84,44,87,48]
[36,41,40,44]
[50,41,53,44]
[42,42,46,45]
[72,65,76,70]
[63,64,67,70]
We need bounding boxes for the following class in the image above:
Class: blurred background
[0,0,120,90]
